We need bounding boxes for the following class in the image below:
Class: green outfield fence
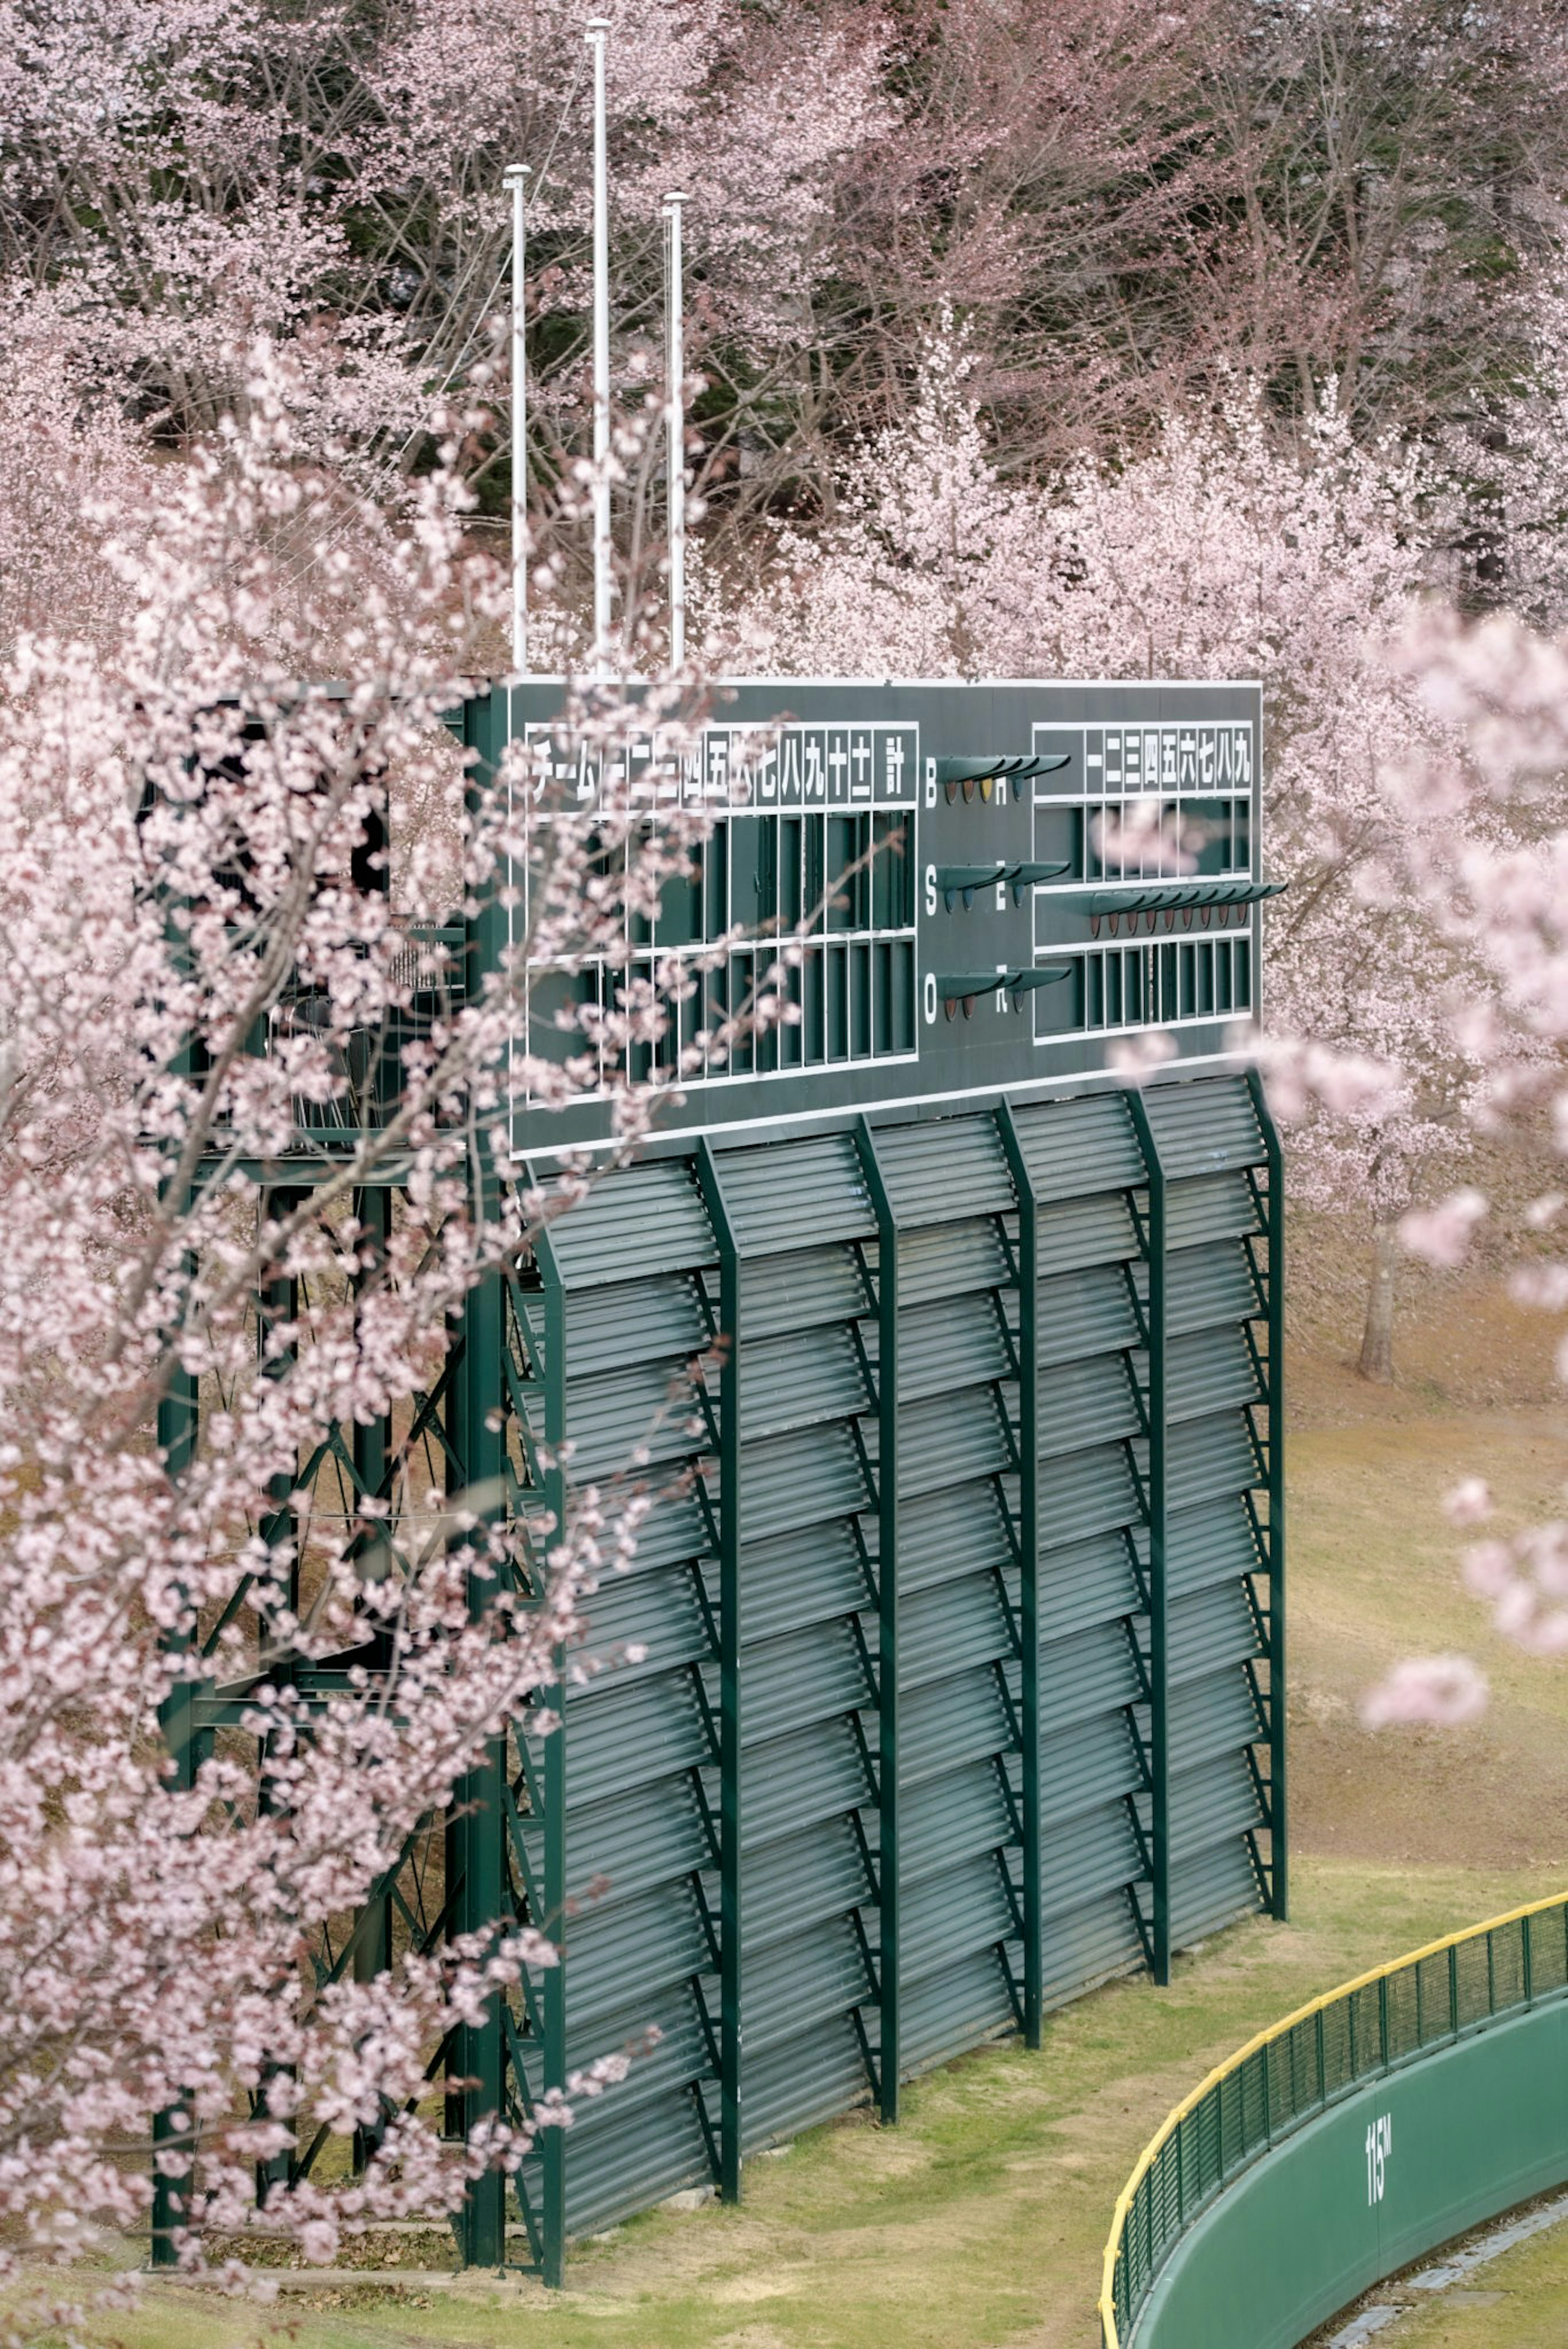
[1100,1891,1568,2347]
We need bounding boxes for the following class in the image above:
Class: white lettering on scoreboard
[520,724,919,813]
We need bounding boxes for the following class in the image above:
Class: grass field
[24,1322,1568,2349]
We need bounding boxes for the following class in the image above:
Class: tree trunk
[1358,1221,1397,1383]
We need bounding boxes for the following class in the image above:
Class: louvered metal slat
[736,1717,875,1848]
[524,1358,707,1483]
[715,1421,871,1539]
[1034,1262,1143,1365]
[1038,1440,1143,1546]
[900,1572,1015,1690]
[898,1761,1016,1888]
[871,1112,1016,1223]
[1167,1838,1265,1947]
[1157,1411,1262,1511]
[1040,1890,1145,2005]
[532,1271,709,1376]
[898,1387,1013,1494]
[1039,1797,1145,1922]
[1144,1073,1265,1176]
[734,1244,872,1334]
[897,1216,1011,1303]
[737,1324,871,1438]
[595,1474,712,1575]
[1038,1711,1146,1826]
[1038,1353,1144,1457]
[895,1291,1013,1398]
[898,1948,1018,2074]
[713,1131,875,1253]
[736,1521,871,1645]
[900,1852,1016,1983]
[1037,1530,1143,1642]
[900,1665,1013,1785]
[1009,1091,1146,1202]
[1163,1326,1263,1422]
[1161,1665,1265,1769]
[1170,1749,1266,1859]
[743,1917,876,2053]
[515,1984,713,2122]
[1168,1580,1263,1683]
[1155,1240,1261,1335]
[563,1880,713,2026]
[544,1160,716,1286]
[568,1561,710,1685]
[742,1819,873,1950]
[1161,1497,1261,1597]
[545,1673,709,1807]
[1164,1170,1262,1249]
[741,2016,872,2148]
[549,2088,712,2234]
[1037,1191,1141,1276]
[727,1619,872,1744]
[1038,1619,1143,1729]
[522,1780,710,1910]
[896,1481,1015,1593]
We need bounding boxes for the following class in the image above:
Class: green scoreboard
[461,678,1284,2276]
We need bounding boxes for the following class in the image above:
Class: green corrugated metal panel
[894,1292,1013,1396]
[900,1664,1014,1783]
[717,1422,871,1536]
[521,1780,709,1907]
[1036,1263,1144,1365]
[590,1474,712,1573]
[1169,1751,1265,1859]
[742,2017,872,2146]
[563,1882,713,2024]
[899,1763,1016,1885]
[737,1325,871,1436]
[1144,1073,1266,1176]
[728,1619,871,1741]
[1167,1583,1263,1683]
[1167,1839,1265,1946]
[524,1358,707,1481]
[1162,1328,1262,1422]
[742,1820,873,1948]
[901,1855,1017,1980]
[1038,1620,1144,1728]
[737,1522,872,1644]
[1038,1532,1144,1643]
[1040,1891,1146,2005]
[897,1483,1016,1591]
[1037,1192,1142,1275]
[871,1112,1016,1223]
[744,1919,875,2051]
[1009,1091,1146,1202]
[543,2089,713,2234]
[1160,1500,1261,1599]
[1163,1667,1265,1766]
[1156,1413,1261,1511]
[525,1270,708,1373]
[898,1391,1013,1492]
[737,1719,874,1846]
[734,1244,873,1333]
[714,1132,875,1252]
[1039,1441,1143,1545]
[568,1562,710,1681]
[1039,1712,1147,1826]
[1163,1173,1262,1251]
[545,1160,716,1284]
[742,2018,873,2147]
[899,1949,1018,2072]
[1039,1354,1145,1456]
[897,1216,1011,1301]
[1157,1242,1261,1335]
[542,1675,709,1804]
[900,1574,1015,1688]
[1039,1799,1146,1920]
[516,1984,711,2121]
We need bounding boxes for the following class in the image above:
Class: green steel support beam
[695,1142,744,2195]
[530,1219,570,2289]
[1127,1091,1171,1986]
[997,1104,1042,2048]
[1247,1065,1288,1923]
[855,1120,901,2117]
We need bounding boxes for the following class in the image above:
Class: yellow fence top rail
[1096,1888,1568,2348]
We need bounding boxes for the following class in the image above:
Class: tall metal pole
[505,163,530,677]
[662,191,690,669]
[586,19,612,669]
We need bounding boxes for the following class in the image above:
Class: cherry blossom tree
[0,339,786,2335]
[726,320,1497,1374]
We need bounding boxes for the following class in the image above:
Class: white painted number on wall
[1365,2113,1391,2205]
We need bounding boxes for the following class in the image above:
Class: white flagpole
[586,18,612,671]
[663,191,691,670]
[504,162,530,675]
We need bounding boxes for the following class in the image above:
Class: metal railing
[1099,1890,1568,2347]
